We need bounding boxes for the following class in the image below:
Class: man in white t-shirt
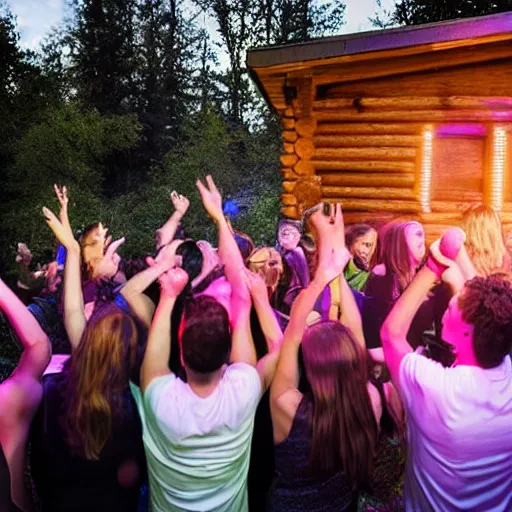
[134,176,282,512]
[381,229,512,512]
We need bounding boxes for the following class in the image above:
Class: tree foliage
[388,0,512,25]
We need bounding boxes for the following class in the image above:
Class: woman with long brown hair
[29,186,146,512]
[363,220,451,363]
[269,205,383,511]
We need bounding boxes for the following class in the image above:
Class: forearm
[230,299,257,365]
[456,246,478,281]
[141,296,175,390]
[381,266,437,344]
[63,245,86,348]
[0,280,48,349]
[253,295,283,353]
[156,212,183,250]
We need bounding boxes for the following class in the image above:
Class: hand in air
[170,191,190,215]
[43,185,78,251]
[315,245,351,286]
[196,175,223,222]
[159,267,189,298]
[146,240,183,274]
[15,243,33,264]
[308,203,345,248]
[242,269,269,303]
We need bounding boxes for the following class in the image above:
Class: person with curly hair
[381,228,512,511]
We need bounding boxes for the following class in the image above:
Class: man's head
[180,295,231,375]
[277,219,302,252]
[442,274,512,368]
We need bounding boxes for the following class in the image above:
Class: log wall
[276,57,512,243]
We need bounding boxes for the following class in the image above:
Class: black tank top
[0,443,22,512]
[30,372,146,512]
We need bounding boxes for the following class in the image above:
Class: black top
[30,373,146,512]
[269,396,357,512]
[0,444,22,512]
[363,272,451,354]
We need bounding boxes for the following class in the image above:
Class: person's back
[30,372,145,512]
[400,352,512,511]
[270,396,355,512]
[133,362,261,511]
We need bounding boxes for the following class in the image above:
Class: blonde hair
[461,205,508,276]
[246,247,283,294]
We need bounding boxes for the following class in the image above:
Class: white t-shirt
[399,352,512,512]
[131,363,262,512]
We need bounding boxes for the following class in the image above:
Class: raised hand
[170,191,190,216]
[43,185,78,251]
[196,175,224,222]
[146,239,183,274]
[242,269,269,303]
[159,267,189,298]
[315,246,351,286]
[15,243,32,264]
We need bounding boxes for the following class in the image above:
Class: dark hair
[459,274,512,368]
[119,257,148,280]
[345,224,374,249]
[181,296,231,373]
[234,231,255,261]
[176,241,203,284]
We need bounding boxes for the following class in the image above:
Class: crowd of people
[0,179,511,512]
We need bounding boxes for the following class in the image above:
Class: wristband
[425,256,447,279]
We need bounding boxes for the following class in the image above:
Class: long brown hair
[61,304,139,460]
[378,221,423,296]
[301,321,378,488]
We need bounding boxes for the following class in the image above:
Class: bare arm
[43,186,86,349]
[0,279,50,413]
[155,192,189,250]
[140,268,188,392]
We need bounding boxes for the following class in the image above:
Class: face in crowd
[404,221,426,266]
[278,221,301,252]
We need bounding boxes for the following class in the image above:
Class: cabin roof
[247,12,512,111]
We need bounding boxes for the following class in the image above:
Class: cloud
[7,0,64,49]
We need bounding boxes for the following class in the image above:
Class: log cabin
[247,12,512,243]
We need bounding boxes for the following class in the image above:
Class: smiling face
[350,230,377,265]
[405,222,426,265]
[278,222,301,252]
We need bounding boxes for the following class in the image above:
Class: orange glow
[491,127,506,212]
[420,127,433,213]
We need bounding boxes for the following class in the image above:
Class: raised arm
[0,279,50,413]
[43,185,85,350]
[196,176,248,302]
[140,266,188,392]
[381,228,465,385]
[243,269,283,389]
[155,191,189,250]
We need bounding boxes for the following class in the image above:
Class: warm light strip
[491,127,506,212]
[420,128,433,213]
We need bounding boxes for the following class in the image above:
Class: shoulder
[222,363,262,403]
[143,373,178,408]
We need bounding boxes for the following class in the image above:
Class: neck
[453,350,479,367]
[185,365,225,398]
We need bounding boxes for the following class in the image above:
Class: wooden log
[499,211,512,223]
[315,109,512,122]
[314,134,422,148]
[419,212,463,224]
[315,147,417,161]
[322,186,416,200]
[295,138,315,160]
[283,108,294,118]
[430,201,477,213]
[281,206,299,219]
[321,198,421,213]
[315,123,424,135]
[283,142,295,154]
[294,160,315,175]
[295,118,317,137]
[282,181,296,193]
[280,154,299,168]
[282,130,299,143]
[282,118,295,130]
[341,211,397,225]
[320,173,415,188]
[313,160,415,173]
[281,193,297,206]
[281,167,298,181]
[314,96,512,111]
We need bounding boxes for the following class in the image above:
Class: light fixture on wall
[420,127,433,213]
[491,126,506,212]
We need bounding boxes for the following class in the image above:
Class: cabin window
[431,124,487,204]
